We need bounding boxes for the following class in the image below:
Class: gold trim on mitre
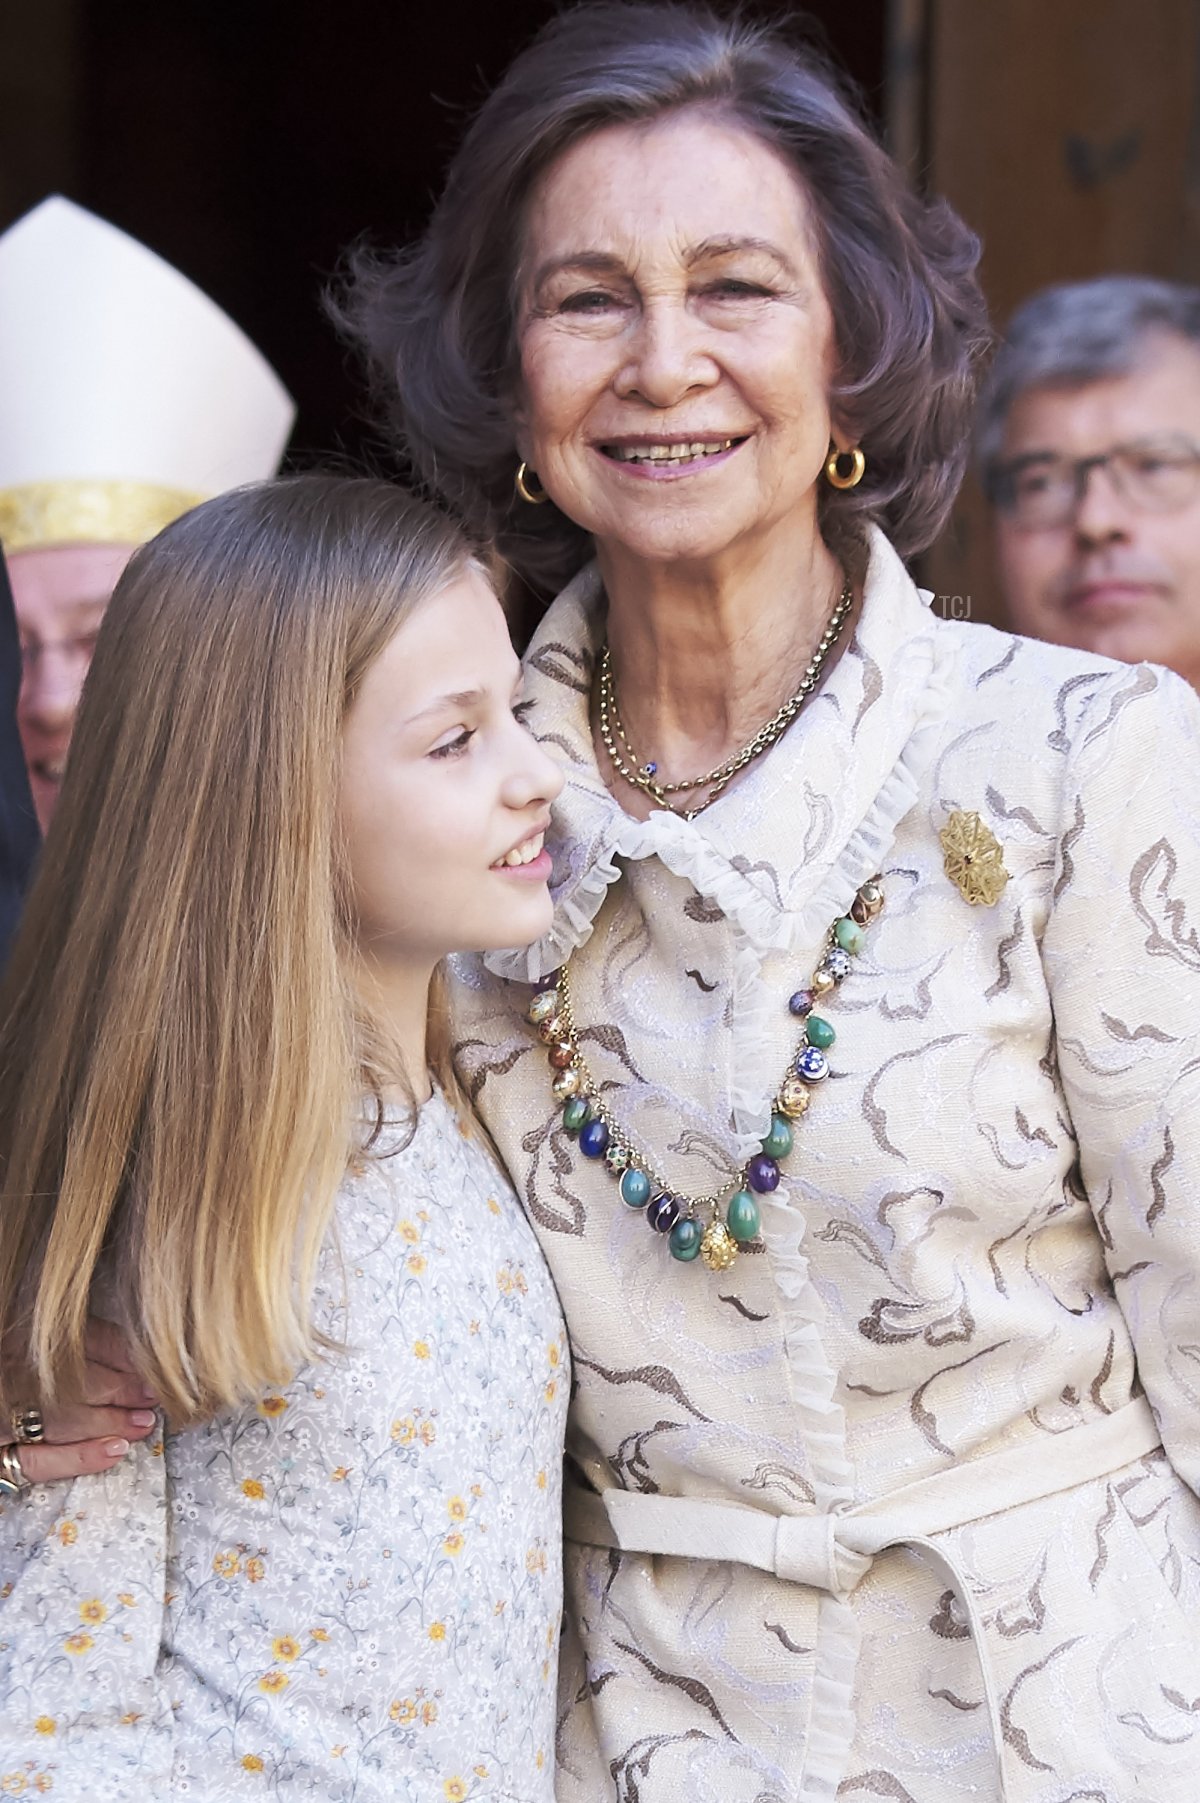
[0,479,207,553]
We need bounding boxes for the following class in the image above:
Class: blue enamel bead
[619,1167,652,1208]
[578,1117,610,1159]
[726,1189,762,1242]
[646,1193,681,1233]
[747,1154,780,1194]
[825,947,853,981]
[669,1217,703,1260]
[795,1046,830,1083]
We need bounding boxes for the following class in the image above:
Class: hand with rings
[1,1319,158,1494]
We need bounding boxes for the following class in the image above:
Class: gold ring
[0,1443,29,1495]
[12,1405,45,1445]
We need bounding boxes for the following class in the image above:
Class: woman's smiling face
[514,109,840,575]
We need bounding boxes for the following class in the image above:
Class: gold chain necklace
[598,579,854,819]
[527,875,884,1272]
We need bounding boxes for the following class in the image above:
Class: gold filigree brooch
[939,810,1010,907]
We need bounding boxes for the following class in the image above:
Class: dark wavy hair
[335,2,991,595]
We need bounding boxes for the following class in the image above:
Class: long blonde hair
[0,475,473,1425]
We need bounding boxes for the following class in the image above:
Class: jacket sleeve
[1042,660,1200,1496]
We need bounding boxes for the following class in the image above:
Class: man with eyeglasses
[978,276,1200,691]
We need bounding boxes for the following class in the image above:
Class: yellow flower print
[213,1551,240,1578]
[542,1659,550,1681]
[544,1381,557,1403]
[536,1469,547,1491]
[399,1220,420,1243]
[64,1633,93,1655]
[119,1712,142,1726]
[535,1749,545,1770]
[241,1754,264,1773]
[258,1396,288,1418]
[548,1344,560,1368]
[57,1521,77,1547]
[442,1533,464,1556]
[1,1776,27,1795]
[33,1718,55,1737]
[241,1478,266,1500]
[79,1599,106,1624]
[473,1768,488,1781]
[245,1556,266,1583]
[419,1421,437,1446]
[258,1671,289,1693]
[271,1636,302,1663]
[443,1782,467,1802]
[330,1467,351,1482]
[427,1621,446,1642]
[407,1253,427,1275]
[525,1546,547,1575]
[117,1593,136,1608]
[470,1483,483,1499]
[421,1701,438,1725]
[389,1698,417,1724]
[413,1340,431,1360]
[392,1417,415,1444]
[331,1745,346,1758]
[486,1196,501,1215]
[447,1496,467,1521]
[310,1627,329,1642]
[33,1782,52,1797]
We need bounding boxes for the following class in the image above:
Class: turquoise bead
[619,1167,651,1209]
[669,1216,703,1260]
[726,1189,762,1242]
[834,916,865,955]
[805,1015,835,1050]
[761,1114,793,1160]
[562,1096,589,1135]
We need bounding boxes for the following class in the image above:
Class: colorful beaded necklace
[527,875,884,1272]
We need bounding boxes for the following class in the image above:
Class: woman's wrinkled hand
[7,1317,158,1484]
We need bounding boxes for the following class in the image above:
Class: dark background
[6,0,1199,618]
[6,0,883,469]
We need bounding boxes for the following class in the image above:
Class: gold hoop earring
[824,445,866,491]
[515,461,549,505]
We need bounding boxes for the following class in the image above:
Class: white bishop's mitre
[0,195,296,553]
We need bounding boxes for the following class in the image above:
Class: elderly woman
[15,6,1200,1800]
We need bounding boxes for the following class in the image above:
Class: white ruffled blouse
[449,527,1200,1802]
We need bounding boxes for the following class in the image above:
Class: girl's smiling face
[337,564,563,973]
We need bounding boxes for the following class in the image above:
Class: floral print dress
[0,1090,568,1802]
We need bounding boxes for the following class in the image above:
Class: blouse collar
[487,526,958,982]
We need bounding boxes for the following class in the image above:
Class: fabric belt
[563,1397,1162,1802]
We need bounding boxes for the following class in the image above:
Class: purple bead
[747,1154,780,1194]
[646,1193,681,1233]
[795,1046,830,1083]
[578,1117,610,1159]
[788,988,814,1018]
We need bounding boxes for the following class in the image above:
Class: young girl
[0,475,566,1800]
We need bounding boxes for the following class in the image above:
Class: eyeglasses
[987,434,1200,529]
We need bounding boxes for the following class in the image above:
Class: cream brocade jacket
[450,529,1200,1803]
